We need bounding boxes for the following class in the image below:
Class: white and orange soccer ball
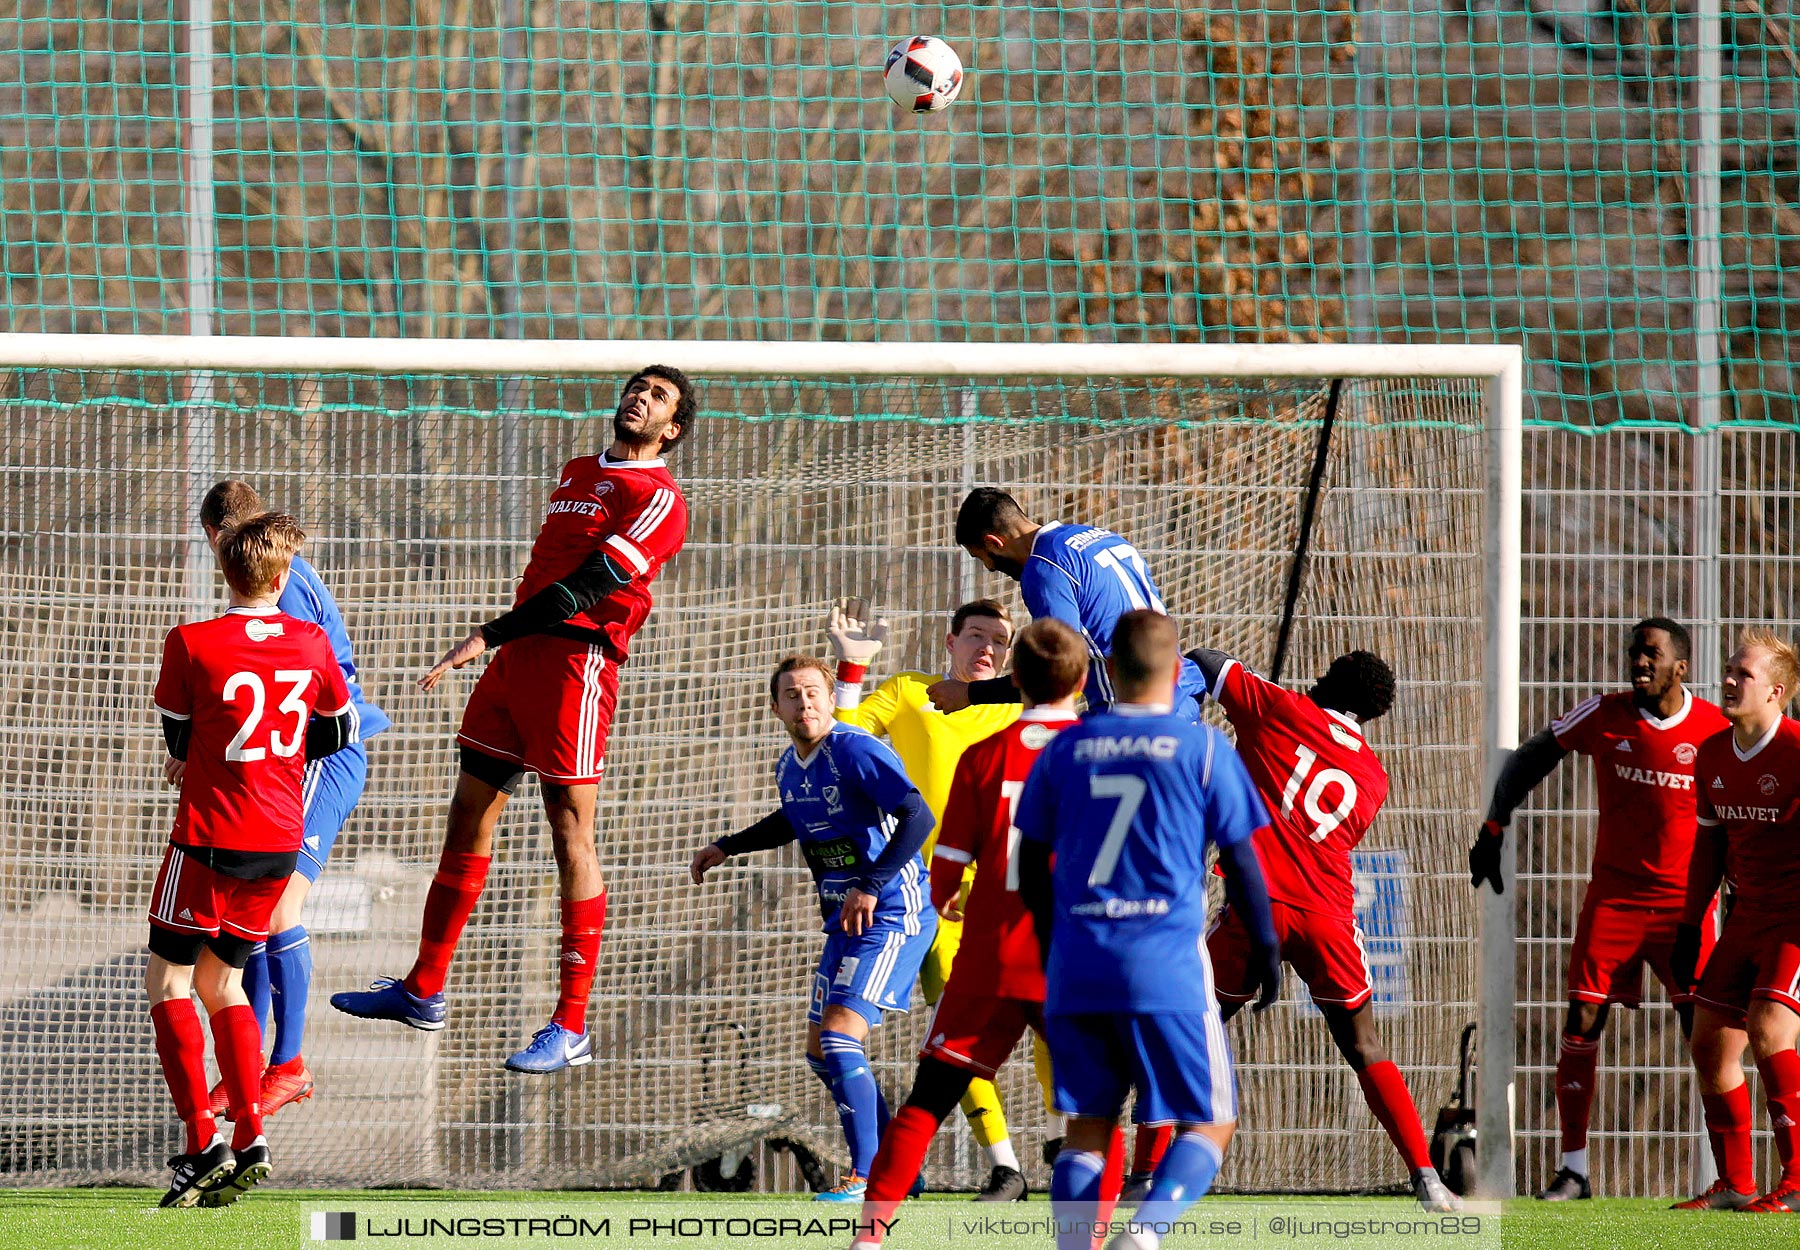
[883,36,964,113]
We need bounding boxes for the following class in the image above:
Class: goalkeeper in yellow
[828,597,1031,1201]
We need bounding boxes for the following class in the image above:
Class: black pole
[1269,378,1345,682]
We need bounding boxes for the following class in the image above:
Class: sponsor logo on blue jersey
[776,725,929,931]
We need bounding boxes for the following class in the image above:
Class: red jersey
[1694,718,1800,922]
[514,452,687,661]
[929,708,1079,1000]
[1552,690,1729,906]
[1211,658,1388,916]
[153,608,352,853]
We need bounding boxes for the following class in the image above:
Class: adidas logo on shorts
[178,908,194,921]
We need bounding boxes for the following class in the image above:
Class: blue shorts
[297,743,368,882]
[809,914,937,1028]
[1044,1009,1237,1126]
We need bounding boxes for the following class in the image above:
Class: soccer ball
[884,36,964,114]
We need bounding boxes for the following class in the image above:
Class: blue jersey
[777,723,931,932]
[1020,523,1205,713]
[278,554,390,740]
[1015,705,1268,1014]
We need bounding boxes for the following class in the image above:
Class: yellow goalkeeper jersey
[835,670,1020,862]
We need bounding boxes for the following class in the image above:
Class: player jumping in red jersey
[851,618,1119,1247]
[333,367,695,1072]
[1188,647,1460,1212]
[1670,629,1800,1213]
[1470,617,1727,1201]
[149,514,355,1207]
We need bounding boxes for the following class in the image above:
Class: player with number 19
[1187,646,1459,1211]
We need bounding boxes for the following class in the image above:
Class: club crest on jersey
[1674,742,1698,765]
[822,785,843,814]
[244,618,285,642]
[1760,774,1779,796]
[1020,723,1057,750]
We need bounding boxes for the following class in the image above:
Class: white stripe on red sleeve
[626,488,675,542]
[604,533,651,575]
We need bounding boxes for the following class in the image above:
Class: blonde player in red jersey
[1471,618,1727,1201]
[1187,646,1460,1212]
[148,514,355,1208]
[852,619,1109,1246]
[1672,629,1800,1213]
[333,367,694,1073]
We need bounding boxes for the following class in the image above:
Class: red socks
[1131,1123,1171,1175]
[211,1003,266,1150]
[551,891,607,1035]
[1093,1127,1126,1247]
[1700,1083,1756,1193]
[1758,1048,1800,1186]
[151,999,215,1154]
[1555,1033,1600,1152]
[864,1102,941,1233]
[1355,1060,1433,1171]
[405,851,492,999]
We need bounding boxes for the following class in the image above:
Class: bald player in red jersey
[1671,630,1800,1213]
[333,367,694,1073]
[1472,617,1727,1201]
[853,619,1121,1247]
[148,513,355,1208]
[1189,646,1460,1212]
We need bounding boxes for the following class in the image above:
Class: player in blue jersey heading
[689,655,938,1203]
[929,488,1206,717]
[1016,611,1279,1250]
[198,482,390,1119]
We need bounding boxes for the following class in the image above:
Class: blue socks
[242,941,271,1040]
[266,925,312,1065]
[1136,1130,1224,1229]
[1050,1148,1105,1250]
[818,1030,882,1177]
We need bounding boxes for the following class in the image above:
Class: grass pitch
[0,1190,1779,1250]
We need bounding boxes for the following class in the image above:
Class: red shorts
[458,636,619,784]
[919,985,1044,1079]
[1209,898,1372,1010]
[1567,891,1717,1007]
[1693,912,1800,1025]
[146,846,287,943]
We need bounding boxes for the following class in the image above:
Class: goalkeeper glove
[1671,923,1702,995]
[827,600,889,682]
[1469,820,1505,895]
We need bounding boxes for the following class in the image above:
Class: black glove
[1671,923,1702,995]
[1469,820,1505,895]
[1250,942,1283,1013]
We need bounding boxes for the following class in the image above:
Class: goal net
[0,337,1513,1193]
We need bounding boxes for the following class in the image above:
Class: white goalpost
[0,335,1520,1195]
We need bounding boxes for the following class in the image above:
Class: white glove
[827,600,889,667]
